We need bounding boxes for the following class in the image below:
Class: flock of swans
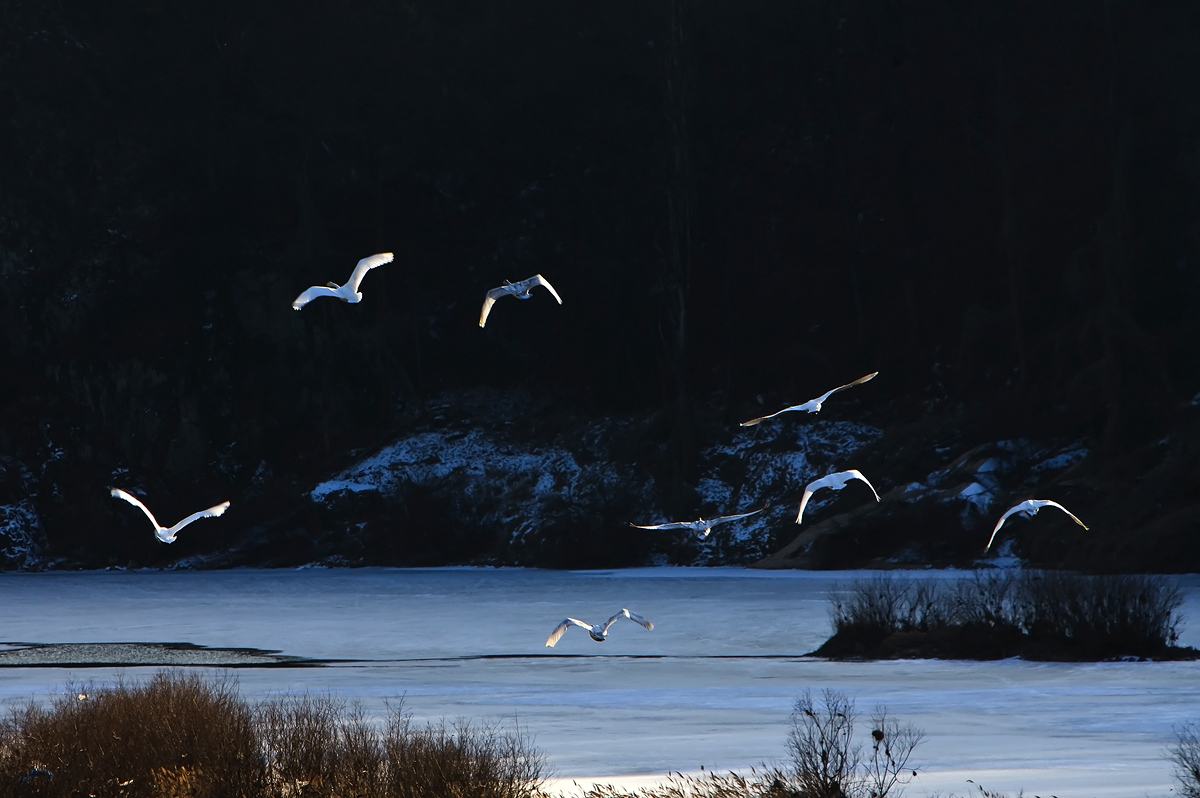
[106,252,1088,648]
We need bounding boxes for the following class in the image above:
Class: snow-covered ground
[0,568,1197,796]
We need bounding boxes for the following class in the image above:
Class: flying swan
[984,499,1088,552]
[795,469,880,524]
[630,508,764,540]
[110,488,230,544]
[741,372,879,426]
[545,608,654,647]
[292,252,394,310]
[478,274,563,327]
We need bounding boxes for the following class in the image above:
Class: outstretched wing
[621,608,654,631]
[710,508,764,526]
[795,487,817,524]
[602,608,654,635]
[984,504,1026,552]
[530,274,563,304]
[479,293,500,327]
[292,285,339,310]
[1040,500,1088,530]
[110,488,161,530]
[810,371,879,406]
[545,618,592,648]
[164,501,230,537]
[346,252,393,293]
[629,520,693,531]
[844,470,881,501]
[740,405,803,427]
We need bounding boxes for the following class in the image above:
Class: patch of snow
[951,481,995,529]
[696,477,732,508]
[0,500,47,570]
[693,421,882,561]
[311,422,646,554]
[974,457,1000,473]
[1031,447,1089,473]
[980,536,1023,569]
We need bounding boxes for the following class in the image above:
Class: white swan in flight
[545,608,654,647]
[291,252,393,310]
[985,499,1088,552]
[795,469,880,524]
[741,372,879,426]
[478,274,563,327]
[110,488,230,544]
[629,508,764,540]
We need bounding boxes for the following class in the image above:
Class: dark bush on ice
[820,571,1185,660]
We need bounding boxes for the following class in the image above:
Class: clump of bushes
[816,571,1188,660]
[581,690,923,798]
[0,672,546,798]
[1171,722,1200,798]
[0,671,262,797]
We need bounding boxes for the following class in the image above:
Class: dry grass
[0,674,547,798]
[0,671,263,797]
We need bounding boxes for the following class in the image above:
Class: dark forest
[1,0,1198,571]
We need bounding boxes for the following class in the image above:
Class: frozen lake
[1,567,1198,796]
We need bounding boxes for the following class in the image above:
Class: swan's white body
[292,253,393,310]
[630,508,764,540]
[478,274,563,327]
[545,608,654,647]
[795,469,880,524]
[985,499,1088,552]
[110,488,230,544]
[741,372,878,426]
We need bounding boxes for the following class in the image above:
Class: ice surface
[0,568,1197,797]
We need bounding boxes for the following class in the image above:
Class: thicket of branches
[0,671,547,798]
[583,690,923,798]
[827,571,1184,658]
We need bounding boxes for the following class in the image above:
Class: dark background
[2,0,1198,570]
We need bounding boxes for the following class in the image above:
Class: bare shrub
[256,693,383,797]
[0,670,263,798]
[0,674,548,798]
[830,576,913,638]
[382,710,548,798]
[1170,722,1200,798]
[861,708,923,798]
[949,571,1018,629]
[785,690,861,798]
[1016,571,1183,656]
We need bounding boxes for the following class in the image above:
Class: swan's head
[590,631,606,642]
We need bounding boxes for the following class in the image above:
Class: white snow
[1031,447,1089,473]
[692,421,883,559]
[0,499,46,568]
